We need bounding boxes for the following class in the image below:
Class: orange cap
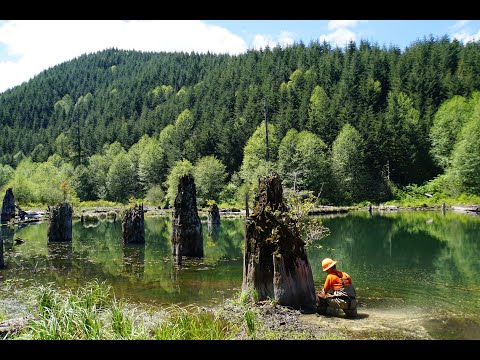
[322,258,337,272]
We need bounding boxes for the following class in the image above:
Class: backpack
[333,271,356,299]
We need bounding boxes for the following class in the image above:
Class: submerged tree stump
[207,221,220,242]
[1,188,15,222]
[243,174,316,312]
[207,203,220,225]
[122,204,145,244]
[48,242,73,272]
[171,174,203,264]
[123,244,145,280]
[47,203,73,242]
[0,235,4,268]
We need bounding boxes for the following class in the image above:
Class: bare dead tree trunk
[207,203,220,225]
[243,174,316,313]
[1,188,15,222]
[171,174,203,265]
[121,204,145,244]
[47,203,73,242]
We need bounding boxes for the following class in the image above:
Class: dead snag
[47,203,73,242]
[121,204,145,244]
[243,174,316,313]
[171,174,203,264]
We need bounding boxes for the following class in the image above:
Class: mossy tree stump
[47,203,73,242]
[1,188,15,222]
[171,174,203,265]
[122,204,145,244]
[243,174,316,312]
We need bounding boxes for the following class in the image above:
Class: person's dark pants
[317,295,357,318]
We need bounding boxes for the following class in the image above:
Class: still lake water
[1,210,479,339]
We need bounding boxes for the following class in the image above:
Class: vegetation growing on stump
[121,204,145,244]
[171,174,203,264]
[47,202,73,242]
[243,173,317,313]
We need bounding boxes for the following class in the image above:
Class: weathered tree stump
[1,188,15,222]
[207,202,220,241]
[208,203,220,225]
[47,203,73,242]
[171,174,203,264]
[243,174,317,313]
[121,204,145,244]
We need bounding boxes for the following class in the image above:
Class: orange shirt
[323,271,352,292]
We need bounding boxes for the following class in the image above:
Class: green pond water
[1,210,479,339]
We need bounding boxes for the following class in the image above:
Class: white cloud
[0,20,248,93]
[328,20,367,30]
[252,34,275,50]
[252,31,295,50]
[451,20,470,30]
[450,20,480,43]
[278,31,294,47]
[452,30,480,43]
[319,28,357,47]
[318,20,367,48]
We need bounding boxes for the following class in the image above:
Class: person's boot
[316,302,328,315]
[344,307,358,318]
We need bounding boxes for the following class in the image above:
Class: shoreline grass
[2,280,340,340]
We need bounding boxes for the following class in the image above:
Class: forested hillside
[1,36,480,206]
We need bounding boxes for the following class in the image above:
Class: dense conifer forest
[1,36,479,206]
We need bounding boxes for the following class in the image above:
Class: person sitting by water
[317,257,358,318]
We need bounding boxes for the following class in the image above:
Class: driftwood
[15,204,27,219]
[171,174,203,264]
[308,207,350,215]
[121,204,145,244]
[0,316,31,335]
[243,174,317,313]
[9,218,43,226]
[451,205,479,213]
[47,203,73,242]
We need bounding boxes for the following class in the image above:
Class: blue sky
[0,20,479,94]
